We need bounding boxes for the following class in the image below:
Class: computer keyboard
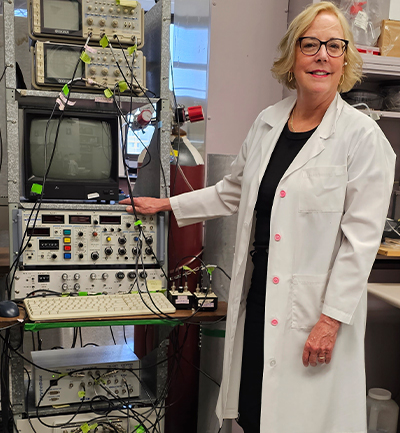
[24,292,176,321]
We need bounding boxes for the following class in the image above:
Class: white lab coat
[170,94,396,433]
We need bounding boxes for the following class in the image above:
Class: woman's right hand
[119,197,172,215]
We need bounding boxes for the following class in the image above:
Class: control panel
[13,209,164,268]
[32,345,140,406]
[29,0,144,48]
[32,41,146,91]
[14,268,165,299]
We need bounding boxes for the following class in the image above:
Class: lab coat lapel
[280,93,344,183]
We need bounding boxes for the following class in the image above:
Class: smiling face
[292,12,346,103]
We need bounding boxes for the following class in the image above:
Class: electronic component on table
[32,41,146,92]
[24,292,176,321]
[193,286,218,311]
[167,283,194,310]
[16,407,164,433]
[14,268,165,299]
[31,345,140,406]
[28,0,144,48]
[13,209,164,268]
[23,108,120,202]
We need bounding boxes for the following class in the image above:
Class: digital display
[100,215,121,224]
[43,0,80,31]
[45,45,84,81]
[42,214,65,224]
[69,215,91,224]
[27,227,51,236]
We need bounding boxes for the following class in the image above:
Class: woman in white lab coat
[121,2,396,432]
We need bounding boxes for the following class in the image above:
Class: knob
[146,236,153,245]
[74,283,80,291]
[110,228,115,232]
[102,273,109,280]
[118,237,127,245]
[92,232,98,237]
[100,6,104,11]
[145,247,152,255]
[91,252,99,260]
[78,231,83,237]
[101,67,108,76]
[93,220,99,225]
[112,19,118,28]
[27,242,32,248]
[118,247,126,255]
[109,7,113,12]
[139,271,147,279]
[74,273,80,280]
[178,286,184,293]
[62,283,68,291]
[103,57,107,62]
[123,8,128,13]
[127,272,136,280]
[116,272,125,280]
[90,273,96,280]
[51,254,57,260]
[104,247,113,256]
[62,273,68,280]
[88,5,92,10]
[103,228,107,232]
[99,18,106,26]
[87,17,94,25]
[78,254,84,259]
[78,242,84,248]
[132,247,138,256]
[114,70,120,77]
[89,67,96,75]
[126,223,131,228]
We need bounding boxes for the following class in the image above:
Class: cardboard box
[378,20,400,57]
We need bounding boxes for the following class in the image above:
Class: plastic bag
[340,0,389,46]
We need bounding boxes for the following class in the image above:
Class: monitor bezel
[23,108,120,202]
[39,0,83,38]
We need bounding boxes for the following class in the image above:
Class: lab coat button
[271,319,278,326]
[272,276,280,284]
[270,359,276,367]
[274,234,281,241]
[280,190,286,198]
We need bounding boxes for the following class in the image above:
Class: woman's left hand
[302,313,341,367]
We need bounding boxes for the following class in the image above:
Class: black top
[253,122,317,250]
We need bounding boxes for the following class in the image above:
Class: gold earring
[288,71,294,83]
[339,74,344,86]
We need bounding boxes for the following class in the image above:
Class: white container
[367,388,399,433]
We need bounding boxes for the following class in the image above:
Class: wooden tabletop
[0,302,227,329]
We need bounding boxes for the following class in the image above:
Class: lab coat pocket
[291,272,330,330]
[299,165,346,213]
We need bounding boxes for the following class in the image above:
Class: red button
[274,234,281,241]
[271,319,278,326]
[272,277,280,284]
[64,245,71,251]
[280,190,286,198]
[92,232,98,237]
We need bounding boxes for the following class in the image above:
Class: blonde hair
[271,1,363,93]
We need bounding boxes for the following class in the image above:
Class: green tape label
[134,220,142,226]
[118,81,128,92]
[134,426,145,433]
[80,51,91,64]
[104,88,113,98]
[78,292,88,296]
[31,183,43,194]
[78,391,86,398]
[100,35,109,48]
[62,84,69,96]
[128,44,137,55]
[80,423,90,433]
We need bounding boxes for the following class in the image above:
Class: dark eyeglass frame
[298,37,349,58]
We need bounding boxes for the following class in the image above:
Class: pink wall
[205,0,288,155]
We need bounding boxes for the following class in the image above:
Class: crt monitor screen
[24,110,120,201]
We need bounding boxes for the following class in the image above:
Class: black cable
[0,127,3,174]
[24,367,38,433]
[0,64,9,83]
[110,326,116,345]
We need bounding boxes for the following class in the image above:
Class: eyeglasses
[298,37,349,58]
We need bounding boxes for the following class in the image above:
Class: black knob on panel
[145,247,152,256]
[127,272,136,279]
[78,242,84,248]
[91,252,99,260]
[27,242,32,248]
[93,220,99,225]
[118,247,126,255]
[126,223,131,228]
[118,237,127,245]
[115,272,125,280]
[104,247,113,256]
[78,254,84,259]
[146,236,153,245]
[132,247,138,256]
[139,271,147,279]
[51,254,57,259]
[78,231,84,237]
